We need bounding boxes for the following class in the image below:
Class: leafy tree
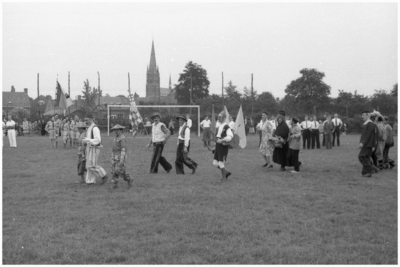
[224,81,242,101]
[81,79,102,113]
[174,61,210,105]
[29,95,50,121]
[370,89,397,115]
[391,83,397,97]
[284,68,331,115]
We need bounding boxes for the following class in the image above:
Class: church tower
[146,40,160,102]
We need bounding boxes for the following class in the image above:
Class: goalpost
[107,105,201,137]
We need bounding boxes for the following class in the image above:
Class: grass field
[2,133,398,264]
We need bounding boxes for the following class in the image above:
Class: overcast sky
[2,2,398,101]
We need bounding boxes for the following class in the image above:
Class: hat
[292,117,299,124]
[176,115,187,122]
[279,110,286,116]
[77,122,87,129]
[151,112,161,119]
[218,110,226,117]
[110,124,125,131]
[85,112,94,119]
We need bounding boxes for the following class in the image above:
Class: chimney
[11,86,15,92]
[24,88,28,94]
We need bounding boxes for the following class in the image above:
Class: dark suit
[332,118,342,146]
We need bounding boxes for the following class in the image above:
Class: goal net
[107,104,201,137]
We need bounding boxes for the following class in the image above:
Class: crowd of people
[2,108,397,186]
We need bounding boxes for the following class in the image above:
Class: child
[110,124,132,189]
[76,122,87,183]
[287,117,302,173]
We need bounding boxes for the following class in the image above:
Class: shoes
[390,164,395,169]
[101,175,108,185]
[291,170,299,173]
[166,169,171,174]
[192,168,196,174]
[362,172,372,178]
[267,165,273,168]
[226,171,232,179]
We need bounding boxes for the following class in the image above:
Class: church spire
[149,40,157,71]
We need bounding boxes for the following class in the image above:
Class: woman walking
[259,112,274,168]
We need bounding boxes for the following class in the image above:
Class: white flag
[233,105,247,148]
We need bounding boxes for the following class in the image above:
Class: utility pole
[68,71,70,96]
[37,73,40,118]
[222,72,224,106]
[97,71,100,106]
[251,73,254,118]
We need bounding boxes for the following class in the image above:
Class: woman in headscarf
[272,111,290,171]
[259,112,274,168]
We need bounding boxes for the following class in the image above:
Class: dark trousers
[175,142,197,174]
[383,143,395,166]
[322,132,325,146]
[311,129,320,149]
[169,127,174,135]
[358,147,373,174]
[302,129,311,149]
[287,149,300,171]
[371,147,378,167]
[150,143,172,173]
[332,126,341,146]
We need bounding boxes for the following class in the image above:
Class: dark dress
[272,120,290,168]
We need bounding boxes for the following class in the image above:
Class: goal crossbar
[107,105,201,137]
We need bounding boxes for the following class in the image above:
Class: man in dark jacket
[358,111,378,177]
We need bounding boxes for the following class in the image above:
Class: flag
[224,106,230,124]
[233,105,247,148]
[129,100,143,125]
[56,82,74,110]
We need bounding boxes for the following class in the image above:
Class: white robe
[84,123,106,184]
[6,120,17,147]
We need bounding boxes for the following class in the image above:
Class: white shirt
[85,123,101,146]
[216,122,233,142]
[286,120,292,129]
[177,124,190,147]
[186,118,192,129]
[152,122,168,143]
[200,119,211,128]
[228,121,235,129]
[332,118,342,127]
[269,120,276,130]
[300,120,312,130]
[310,120,319,130]
[6,120,15,130]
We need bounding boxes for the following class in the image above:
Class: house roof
[3,92,31,109]
[97,95,130,105]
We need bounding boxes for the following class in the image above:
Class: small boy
[110,124,132,189]
[287,117,302,173]
[76,122,87,183]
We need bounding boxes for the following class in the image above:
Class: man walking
[110,124,132,189]
[358,111,378,177]
[175,115,197,174]
[146,112,172,173]
[82,113,108,185]
[332,113,343,146]
[45,116,56,148]
[213,111,233,181]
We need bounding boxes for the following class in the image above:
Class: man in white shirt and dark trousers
[332,113,342,146]
[175,115,197,174]
[300,116,311,149]
[213,111,233,181]
[310,116,320,149]
[82,113,108,185]
[200,115,211,147]
[147,112,172,174]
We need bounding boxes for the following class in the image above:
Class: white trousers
[7,130,17,147]
[85,146,107,184]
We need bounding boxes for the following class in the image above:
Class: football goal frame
[107,105,201,137]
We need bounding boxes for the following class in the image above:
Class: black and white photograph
[2,1,397,264]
